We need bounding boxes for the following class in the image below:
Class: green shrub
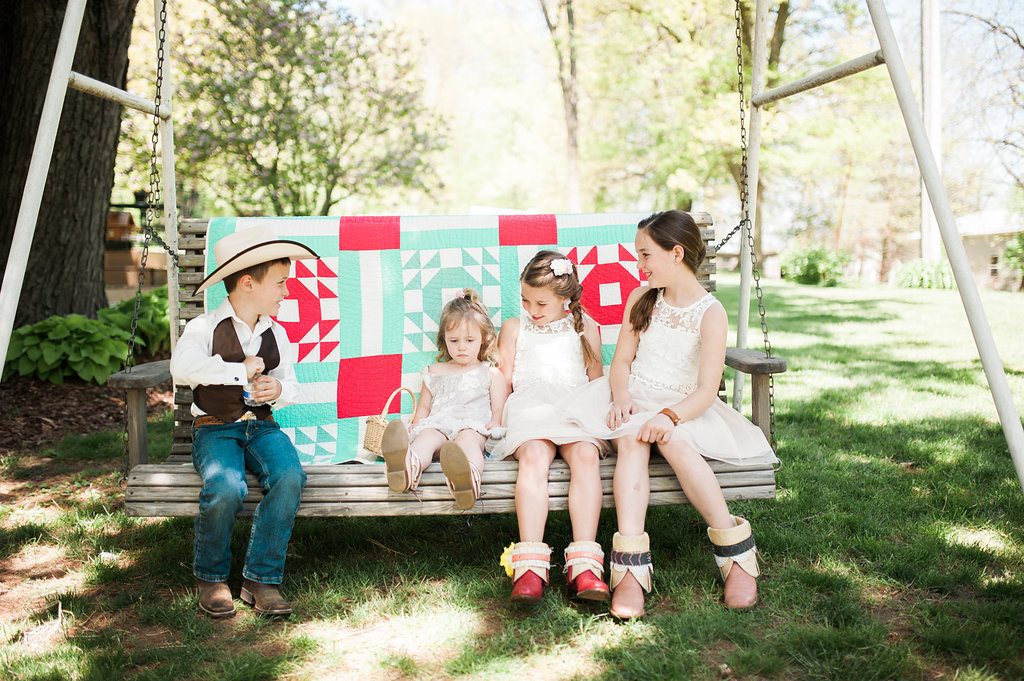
[780,244,849,286]
[97,286,170,354]
[3,287,170,385]
[895,259,956,289]
[3,315,130,385]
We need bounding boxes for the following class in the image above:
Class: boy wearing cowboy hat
[170,226,319,618]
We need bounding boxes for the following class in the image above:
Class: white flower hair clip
[454,290,466,299]
[550,258,574,276]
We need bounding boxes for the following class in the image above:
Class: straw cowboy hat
[193,225,319,295]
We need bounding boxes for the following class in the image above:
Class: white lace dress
[565,292,776,464]
[409,363,504,440]
[492,314,610,460]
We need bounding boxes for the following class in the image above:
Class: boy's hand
[252,374,282,403]
[243,356,265,381]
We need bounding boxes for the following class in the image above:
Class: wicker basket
[363,387,417,458]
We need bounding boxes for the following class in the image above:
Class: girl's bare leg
[513,439,557,542]
[611,436,651,618]
[409,428,446,474]
[452,429,486,473]
[658,440,756,607]
[560,441,602,542]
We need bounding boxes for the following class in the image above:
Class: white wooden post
[0,0,88,379]
[733,0,770,411]
[866,0,1024,492]
[154,0,180,350]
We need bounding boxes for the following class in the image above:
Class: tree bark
[0,0,139,328]
[539,0,582,212]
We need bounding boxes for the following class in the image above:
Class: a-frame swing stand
[1,0,1022,499]
[734,0,1024,492]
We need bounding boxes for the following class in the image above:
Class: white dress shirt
[169,298,300,418]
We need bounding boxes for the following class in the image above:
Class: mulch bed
[0,356,174,456]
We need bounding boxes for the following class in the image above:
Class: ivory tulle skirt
[563,375,777,465]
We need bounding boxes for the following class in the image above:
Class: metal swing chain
[119,0,172,489]
[717,0,777,448]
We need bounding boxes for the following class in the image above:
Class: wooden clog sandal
[609,532,653,619]
[707,515,760,609]
[439,441,481,510]
[381,420,422,493]
[564,541,610,601]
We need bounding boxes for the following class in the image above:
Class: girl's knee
[616,439,649,461]
[516,445,552,475]
[566,449,600,474]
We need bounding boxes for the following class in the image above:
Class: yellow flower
[499,542,515,578]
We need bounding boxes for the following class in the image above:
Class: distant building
[958,210,1024,291]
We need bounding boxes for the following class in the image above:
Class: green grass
[2,274,1023,680]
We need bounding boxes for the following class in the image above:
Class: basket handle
[380,386,416,419]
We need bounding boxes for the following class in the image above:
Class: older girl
[567,211,775,618]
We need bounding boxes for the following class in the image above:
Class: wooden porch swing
[105,0,785,518]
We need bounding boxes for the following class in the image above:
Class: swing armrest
[107,360,171,468]
[724,348,786,442]
[724,347,786,375]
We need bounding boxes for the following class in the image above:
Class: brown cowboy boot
[196,579,236,618]
[240,579,293,616]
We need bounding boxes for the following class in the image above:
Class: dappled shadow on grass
[713,279,906,337]
[584,381,1024,679]
[6,393,1024,679]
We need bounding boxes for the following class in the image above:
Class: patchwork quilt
[203,213,655,464]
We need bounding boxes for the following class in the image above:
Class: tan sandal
[382,420,422,492]
[707,515,760,609]
[440,441,480,510]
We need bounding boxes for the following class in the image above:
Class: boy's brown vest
[193,317,280,422]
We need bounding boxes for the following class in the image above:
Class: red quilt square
[498,214,557,246]
[336,354,403,418]
[338,216,401,250]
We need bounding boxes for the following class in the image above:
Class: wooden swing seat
[109,215,785,518]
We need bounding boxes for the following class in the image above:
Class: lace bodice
[511,314,589,391]
[411,362,495,438]
[630,291,717,395]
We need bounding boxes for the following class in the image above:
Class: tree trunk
[539,0,582,212]
[0,0,139,328]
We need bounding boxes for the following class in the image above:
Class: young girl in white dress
[381,288,508,510]
[566,211,775,618]
[495,250,610,604]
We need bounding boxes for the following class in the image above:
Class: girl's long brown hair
[629,211,706,334]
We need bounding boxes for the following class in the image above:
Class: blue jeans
[191,419,306,584]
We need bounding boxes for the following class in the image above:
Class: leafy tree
[0,0,140,327]
[538,0,582,212]
[949,9,1024,195]
[175,0,444,216]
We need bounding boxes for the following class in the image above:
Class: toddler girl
[567,210,775,618]
[381,288,507,510]
[495,250,610,604]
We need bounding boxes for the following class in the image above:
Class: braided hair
[520,250,601,370]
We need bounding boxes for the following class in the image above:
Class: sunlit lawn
[2,273,1023,680]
